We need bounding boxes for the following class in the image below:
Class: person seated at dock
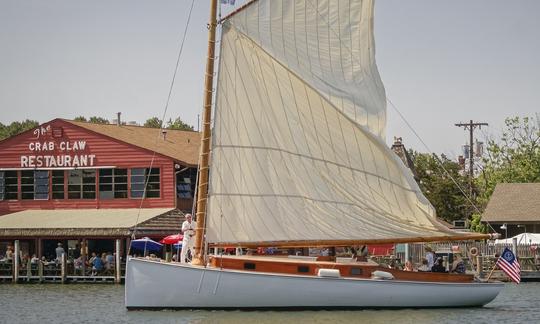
[431,257,447,273]
[90,252,104,276]
[74,256,84,274]
[5,246,13,261]
[417,258,430,272]
[31,254,39,264]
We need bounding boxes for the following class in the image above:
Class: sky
[0,0,538,158]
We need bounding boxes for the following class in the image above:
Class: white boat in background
[126,0,503,308]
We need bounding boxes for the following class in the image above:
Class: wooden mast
[192,0,219,266]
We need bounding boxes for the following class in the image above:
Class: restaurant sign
[20,124,96,168]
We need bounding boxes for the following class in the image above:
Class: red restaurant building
[0,118,200,264]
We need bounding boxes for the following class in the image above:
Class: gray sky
[1,0,538,158]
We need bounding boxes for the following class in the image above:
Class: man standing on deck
[180,214,196,263]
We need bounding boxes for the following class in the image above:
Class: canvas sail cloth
[206,0,479,246]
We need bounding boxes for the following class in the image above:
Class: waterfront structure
[0,119,199,268]
[482,183,540,237]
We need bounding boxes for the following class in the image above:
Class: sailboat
[125,0,503,308]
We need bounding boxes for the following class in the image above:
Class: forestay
[206,0,470,246]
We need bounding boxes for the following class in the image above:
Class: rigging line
[131,0,197,245]
[386,98,497,234]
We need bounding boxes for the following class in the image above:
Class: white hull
[125,258,504,309]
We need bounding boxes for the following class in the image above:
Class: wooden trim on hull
[209,256,475,283]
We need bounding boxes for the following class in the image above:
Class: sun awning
[0,208,175,237]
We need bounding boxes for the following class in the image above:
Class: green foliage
[469,214,488,233]
[476,116,540,206]
[144,117,163,128]
[144,116,194,131]
[88,116,109,124]
[410,151,471,223]
[73,116,109,124]
[0,119,39,140]
[166,117,194,131]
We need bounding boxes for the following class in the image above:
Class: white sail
[206,0,456,245]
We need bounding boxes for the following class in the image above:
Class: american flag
[497,247,521,284]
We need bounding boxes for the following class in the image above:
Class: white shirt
[182,220,196,241]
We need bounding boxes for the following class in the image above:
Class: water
[0,283,538,324]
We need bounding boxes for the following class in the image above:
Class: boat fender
[371,271,394,280]
[317,268,341,278]
[469,247,478,257]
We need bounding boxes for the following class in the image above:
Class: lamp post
[500,223,507,239]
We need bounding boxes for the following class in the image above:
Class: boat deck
[209,255,475,283]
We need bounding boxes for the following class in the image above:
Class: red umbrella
[160,233,183,244]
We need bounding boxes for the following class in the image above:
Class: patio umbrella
[131,237,163,256]
[160,233,183,244]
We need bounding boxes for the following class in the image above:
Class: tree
[476,116,540,206]
[411,151,471,223]
[144,116,194,131]
[0,119,39,140]
[73,116,109,124]
[144,117,163,128]
[88,116,109,124]
[166,117,194,131]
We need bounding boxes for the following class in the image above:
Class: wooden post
[13,240,20,283]
[512,237,518,257]
[81,239,87,277]
[115,239,121,283]
[26,259,32,281]
[192,0,219,266]
[61,252,66,283]
[38,261,44,282]
[476,255,483,278]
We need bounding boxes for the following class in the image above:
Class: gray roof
[481,183,540,223]
[0,208,177,237]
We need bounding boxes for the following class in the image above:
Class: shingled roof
[481,183,540,222]
[65,120,201,166]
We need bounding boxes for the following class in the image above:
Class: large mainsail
[206,0,467,246]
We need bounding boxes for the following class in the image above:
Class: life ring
[469,247,478,257]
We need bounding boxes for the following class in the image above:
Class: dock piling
[115,239,121,283]
[13,240,20,283]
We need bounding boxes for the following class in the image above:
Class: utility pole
[454,120,488,198]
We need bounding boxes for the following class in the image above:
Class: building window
[176,167,196,199]
[52,170,65,199]
[99,168,128,199]
[2,171,18,200]
[131,168,160,198]
[0,172,3,200]
[68,169,96,199]
[34,170,49,200]
[21,170,34,200]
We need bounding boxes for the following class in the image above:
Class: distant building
[0,118,200,260]
[481,183,540,237]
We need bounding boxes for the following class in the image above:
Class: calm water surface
[0,283,538,323]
